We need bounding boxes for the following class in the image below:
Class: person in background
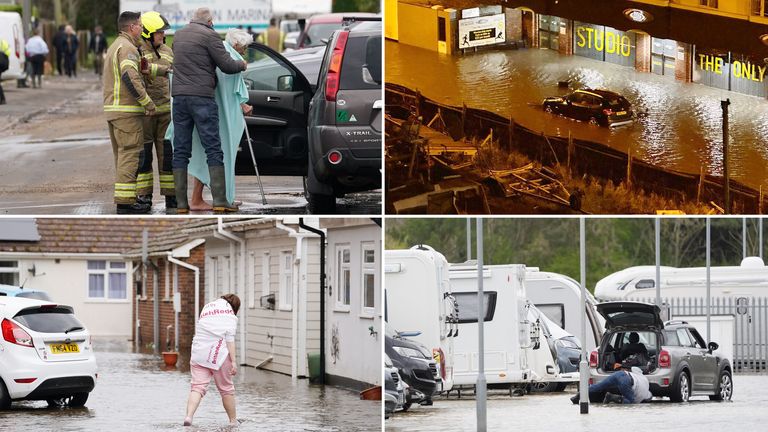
[89,25,108,76]
[169,7,247,214]
[25,28,49,89]
[63,25,79,78]
[0,39,9,104]
[256,17,284,52]
[184,294,241,427]
[53,25,66,76]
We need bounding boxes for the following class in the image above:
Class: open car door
[237,44,314,176]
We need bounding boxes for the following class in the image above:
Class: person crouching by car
[184,294,240,427]
[570,355,652,404]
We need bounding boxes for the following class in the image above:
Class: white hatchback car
[0,297,97,409]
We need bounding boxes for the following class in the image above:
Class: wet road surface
[386,41,768,191]
[0,339,380,431]
[386,375,768,431]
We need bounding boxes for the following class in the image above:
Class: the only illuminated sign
[458,14,506,48]
[698,54,767,82]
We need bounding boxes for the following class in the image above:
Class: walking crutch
[244,117,268,205]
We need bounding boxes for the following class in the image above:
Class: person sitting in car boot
[570,355,652,405]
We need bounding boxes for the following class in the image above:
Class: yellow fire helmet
[141,11,170,39]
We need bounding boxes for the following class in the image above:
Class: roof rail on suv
[342,16,382,26]
[664,320,689,326]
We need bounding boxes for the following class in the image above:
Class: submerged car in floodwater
[543,89,633,127]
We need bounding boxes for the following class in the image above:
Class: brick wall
[676,42,692,82]
[559,20,573,56]
[506,8,523,44]
[635,33,651,73]
[134,247,206,355]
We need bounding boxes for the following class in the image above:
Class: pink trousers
[190,357,235,397]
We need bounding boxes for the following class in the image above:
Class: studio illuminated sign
[698,54,767,82]
[576,26,633,57]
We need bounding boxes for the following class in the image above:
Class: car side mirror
[277,75,294,92]
[708,342,719,353]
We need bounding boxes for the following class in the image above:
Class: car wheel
[47,392,89,408]
[709,369,733,401]
[0,379,11,410]
[588,117,598,125]
[308,192,336,214]
[670,370,690,402]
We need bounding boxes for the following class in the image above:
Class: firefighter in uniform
[137,11,176,210]
[103,11,156,214]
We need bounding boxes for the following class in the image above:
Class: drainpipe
[274,220,318,379]
[298,218,326,385]
[132,263,141,352]
[147,259,161,356]
[216,218,247,366]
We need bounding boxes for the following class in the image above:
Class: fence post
[698,166,705,203]
[461,103,467,140]
[626,142,632,189]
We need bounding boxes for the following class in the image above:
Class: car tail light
[1,319,34,347]
[328,150,342,165]
[589,349,598,368]
[659,349,671,368]
[603,108,613,116]
[433,348,446,380]
[325,31,349,102]
[14,378,36,384]
[662,378,669,386]
[589,378,594,385]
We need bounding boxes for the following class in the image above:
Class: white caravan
[525,303,580,391]
[525,268,605,352]
[595,257,768,301]
[448,264,533,391]
[0,12,26,81]
[385,245,458,392]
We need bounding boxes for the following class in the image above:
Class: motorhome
[448,263,532,392]
[595,257,768,301]
[0,12,26,81]
[385,245,458,392]
[525,268,604,351]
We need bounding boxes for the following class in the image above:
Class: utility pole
[475,218,486,432]
[578,218,588,414]
[760,218,764,259]
[655,218,661,309]
[466,218,472,261]
[22,0,32,35]
[706,218,711,343]
[743,217,748,259]
[722,99,731,214]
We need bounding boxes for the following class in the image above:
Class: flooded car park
[386,375,768,431]
[0,339,380,431]
[386,41,768,192]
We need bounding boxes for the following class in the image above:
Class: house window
[87,260,128,300]
[336,245,351,309]
[0,261,20,286]
[279,251,293,310]
[262,252,271,297]
[361,242,376,315]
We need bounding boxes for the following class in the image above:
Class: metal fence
[636,296,768,374]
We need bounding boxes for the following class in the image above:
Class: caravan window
[536,303,565,329]
[453,292,497,323]
[635,279,655,289]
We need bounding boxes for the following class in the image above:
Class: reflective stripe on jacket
[103,33,156,120]
[140,39,172,113]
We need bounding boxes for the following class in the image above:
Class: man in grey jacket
[171,7,247,213]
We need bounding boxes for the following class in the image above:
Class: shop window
[0,261,20,286]
[699,0,718,8]
[87,260,128,300]
[754,0,768,17]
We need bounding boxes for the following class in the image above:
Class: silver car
[588,302,732,402]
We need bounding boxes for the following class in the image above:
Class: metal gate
[651,37,676,78]
[637,296,768,373]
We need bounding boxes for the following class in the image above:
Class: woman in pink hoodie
[184,294,240,427]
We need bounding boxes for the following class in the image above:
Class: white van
[525,268,605,352]
[0,12,26,81]
[448,264,533,391]
[594,256,768,301]
[385,245,458,392]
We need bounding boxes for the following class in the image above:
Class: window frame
[278,251,293,311]
[335,244,352,311]
[360,242,376,317]
[0,260,20,286]
[86,260,129,302]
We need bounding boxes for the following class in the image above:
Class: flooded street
[0,339,380,431]
[386,41,768,191]
[386,375,768,431]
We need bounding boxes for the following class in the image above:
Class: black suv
[236,18,381,214]
[543,89,633,127]
[385,326,439,409]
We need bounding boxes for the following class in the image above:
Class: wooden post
[416,90,423,119]
[508,116,514,151]
[626,142,632,189]
[567,131,573,175]
[697,166,705,203]
[760,185,764,215]
[461,103,467,140]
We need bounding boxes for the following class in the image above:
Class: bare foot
[183,417,192,426]
[189,199,213,211]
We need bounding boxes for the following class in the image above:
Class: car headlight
[555,337,581,351]
[393,346,427,359]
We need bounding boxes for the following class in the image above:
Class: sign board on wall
[119,0,272,33]
[693,49,767,97]
[574,22,635,68]
[458,13,506,49]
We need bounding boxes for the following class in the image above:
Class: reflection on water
[386,41,768,190]
[0,339,379,431]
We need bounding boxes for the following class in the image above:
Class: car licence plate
[50,343,79,354]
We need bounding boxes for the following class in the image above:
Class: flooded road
[386,41,768,191]
[0,339,380,431]
[386,375,768,431]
